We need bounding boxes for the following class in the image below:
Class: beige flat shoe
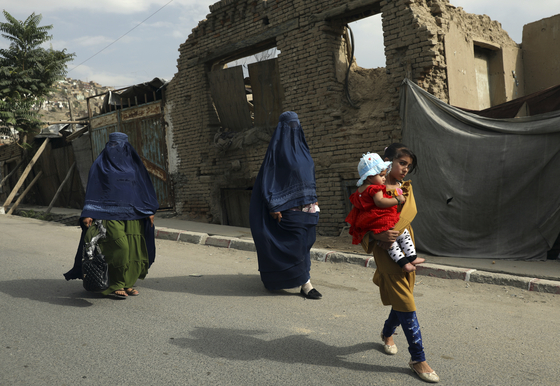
[409,361,440,383]
[380,332,397,355]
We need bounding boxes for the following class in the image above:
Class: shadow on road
[0,274,301,305]
[0,278,95,307]
[141,274,302,298]
[170,327,410,375]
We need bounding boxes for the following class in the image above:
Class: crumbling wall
[381,0,522,109]
[166,0,521,235]
[522,14,560,95]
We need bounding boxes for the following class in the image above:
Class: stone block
[205,236,234,248]
[469,271,533,290]
[230,238,257,252]
[155,228,180,241]
[178,232,208,244]
[416,263,475,281]
[528,278,560,294]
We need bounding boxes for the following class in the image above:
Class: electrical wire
[344,24,360,109]
[68,0,174,74]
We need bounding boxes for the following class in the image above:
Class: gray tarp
[400,79,560,260]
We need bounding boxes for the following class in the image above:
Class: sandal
[380,332,398,355]
[108,290,128,299]
[125,288,139,296]
[409,361,440,383]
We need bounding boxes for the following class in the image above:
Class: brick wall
[165,0,518,235]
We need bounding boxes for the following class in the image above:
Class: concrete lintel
[473,39,501,51]
[191,18,300,68]
[312,0,382,22]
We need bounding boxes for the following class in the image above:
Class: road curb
[155,227,560,295]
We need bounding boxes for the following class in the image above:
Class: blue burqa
[64,132,159,280]
[249,112,319,290]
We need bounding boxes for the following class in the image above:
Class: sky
[1,0,560,88]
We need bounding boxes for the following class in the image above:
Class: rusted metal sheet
[208,66,253,130]
[90,124,117,157]
[120,120,141,150]
[139,115,173,208]
[90,111,118,129]
[249,58,285,128]
[141,156,166,182]
[121,102,161,122]
[89,105,173,209]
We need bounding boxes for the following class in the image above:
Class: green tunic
[84,220,149,295]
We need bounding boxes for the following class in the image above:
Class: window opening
[331,11,392,124]
[210,47,283,135]
[347,14,385,70]
[335,13,386,110]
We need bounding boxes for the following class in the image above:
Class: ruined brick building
[164,0,560,235]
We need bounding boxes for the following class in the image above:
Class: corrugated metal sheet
[90,112,118,130]
[89,101,173,209]
[139,115,172,207]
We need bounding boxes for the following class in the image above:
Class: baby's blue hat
[356,152,392,187]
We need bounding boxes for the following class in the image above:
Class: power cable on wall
[68,0,174,74]
[344,24,360,109]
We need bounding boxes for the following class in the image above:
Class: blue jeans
[382,308,425,362]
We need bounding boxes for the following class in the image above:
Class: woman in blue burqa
[64,132,159,298]
[250,111,322,299]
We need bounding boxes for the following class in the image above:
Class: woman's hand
[397,194,406,204]
[373,229,399,242]
[83,217,93,227]
[149,215,155,227]
[373,229,399,249]
[270,212,282,222]
[377,241,393,249]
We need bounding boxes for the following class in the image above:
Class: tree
[0,11,74,147]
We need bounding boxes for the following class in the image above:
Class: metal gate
[89,101,173,208]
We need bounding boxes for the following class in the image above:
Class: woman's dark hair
[383,143,418,174]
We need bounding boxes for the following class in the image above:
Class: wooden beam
[1,138,49,214]
[45,120,88,125]
[6,171,43,216]
[46,162,76,213]
[65,162,76,207]
[68,97,75,134]
[0,158,24,188]
[87,97,93,120]
[65,125,89,142]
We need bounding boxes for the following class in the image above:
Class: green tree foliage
[0,11,74,146]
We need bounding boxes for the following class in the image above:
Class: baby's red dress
[345,184,400,245]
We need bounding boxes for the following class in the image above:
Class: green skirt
[84,220,149,295]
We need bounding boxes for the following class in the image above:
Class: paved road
[1,215,559,385]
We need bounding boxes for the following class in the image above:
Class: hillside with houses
[38,77,114,125]
[1,77,114,144]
